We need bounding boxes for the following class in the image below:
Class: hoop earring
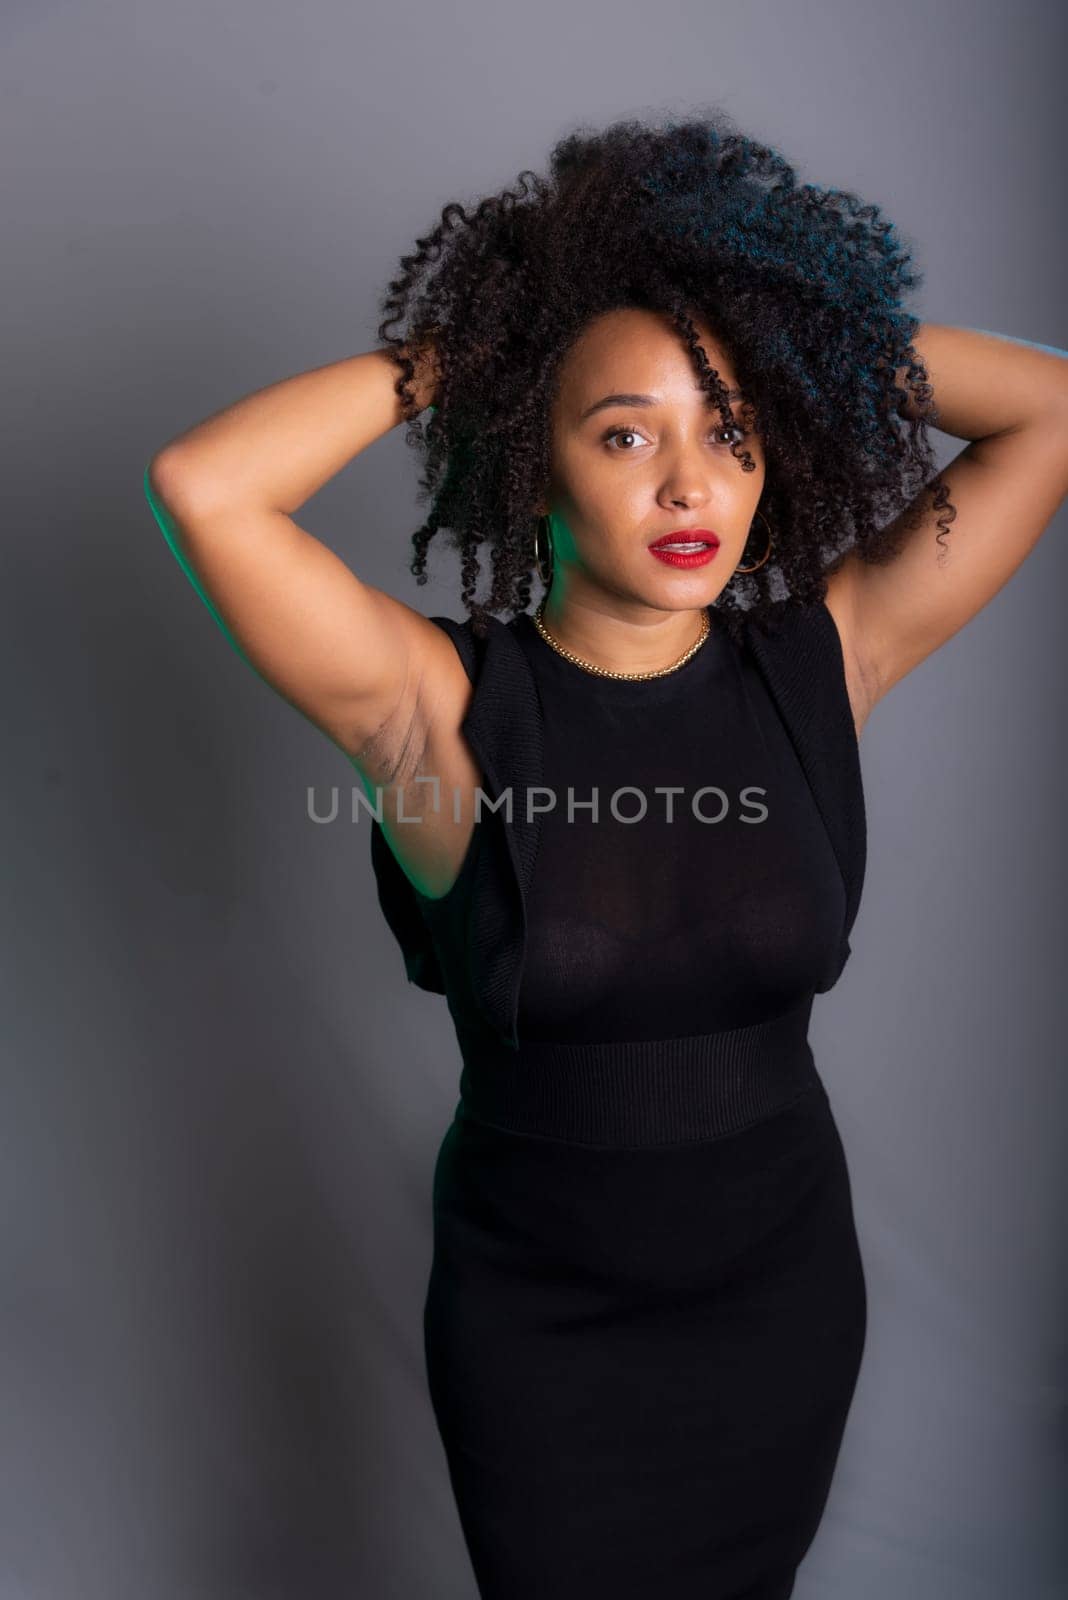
[534,514,554,586]
[735,509,773,574]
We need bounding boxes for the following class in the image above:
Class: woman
[144,112,1068,1598]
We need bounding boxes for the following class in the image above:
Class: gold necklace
[531,600,711,681]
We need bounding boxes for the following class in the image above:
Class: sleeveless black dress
[372,601,868,1599]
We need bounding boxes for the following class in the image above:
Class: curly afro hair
[375,107,954,644]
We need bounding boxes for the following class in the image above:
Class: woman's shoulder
[751,586,866,764]
[743,590,871,742]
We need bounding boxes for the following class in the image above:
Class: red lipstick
[648,529,721,569]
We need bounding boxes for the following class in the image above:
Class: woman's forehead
[559,311,740,394]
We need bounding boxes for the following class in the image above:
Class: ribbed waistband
[455,999,820,1148]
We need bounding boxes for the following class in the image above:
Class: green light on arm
[142,460,264,680]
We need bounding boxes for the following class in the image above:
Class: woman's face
[539,307,766,617]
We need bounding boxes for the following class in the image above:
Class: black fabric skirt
[423,1067,867,1599]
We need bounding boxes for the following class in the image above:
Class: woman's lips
[648,534,720,569]
[649,529,720,546]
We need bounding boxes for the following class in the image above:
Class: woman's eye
[603,424,747,451]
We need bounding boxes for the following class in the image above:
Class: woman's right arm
[143,344,447,766]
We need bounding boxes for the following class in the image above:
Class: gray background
[3,0,1066,1595]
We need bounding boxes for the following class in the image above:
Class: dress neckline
[514,607,721,691]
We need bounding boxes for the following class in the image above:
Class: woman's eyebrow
[579,388,745,421]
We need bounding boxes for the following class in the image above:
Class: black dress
[371,600,868,1599]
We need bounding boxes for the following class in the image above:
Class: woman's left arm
[827,323,1068,714]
